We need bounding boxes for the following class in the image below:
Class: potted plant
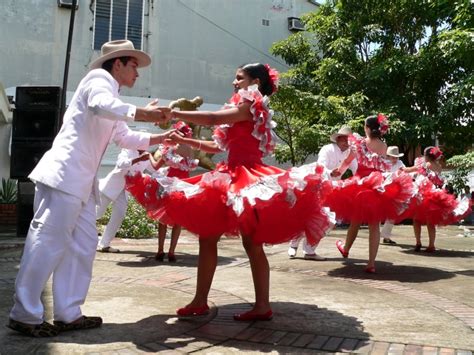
[0,178,18,225]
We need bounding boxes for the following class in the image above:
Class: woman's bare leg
[185,236,220,307]
[344,222,360,253]
[168,225,182,254]
[427,224,436,249]
[157,223,167,254]
[241,235,271,314]
[413,220,422,246]
[367,223,380,269]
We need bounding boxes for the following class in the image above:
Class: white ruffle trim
[454,197,471,217]
[351,134,390,172]
[154,162,329,217]
[227,174,284,216]
[162,146,199,171]
[212,85,277,156]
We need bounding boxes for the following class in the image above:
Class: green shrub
[0,178,17,203]
[97,197,158,239]
[445,151,474,195]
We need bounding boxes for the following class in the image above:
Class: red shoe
[233,310,273,321]
[336,240,349,258]
[414,243,422,252]
[425,246,436,253]
[365,266,376,274]
[176,304,210,318]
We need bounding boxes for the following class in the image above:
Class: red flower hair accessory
[173,121,193,138]
[264,64,279,94]
[429,146,443,159]
[377,113,389,136]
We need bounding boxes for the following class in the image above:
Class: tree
[270,0,473,165]
[445,151,474,195]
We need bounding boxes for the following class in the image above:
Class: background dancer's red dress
[127,86,333,245]
[157,144,198,179]
[400,156,470,226]
[325,134,413,224]
[151,138,199,262]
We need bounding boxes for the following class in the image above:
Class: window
[93,0,145,50]
[262,19,270,26]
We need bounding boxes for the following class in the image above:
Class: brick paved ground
[0,224,473,353]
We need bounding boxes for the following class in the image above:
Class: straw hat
[90,40,151,69]
[386,146,404,157]
[330,125,352,143]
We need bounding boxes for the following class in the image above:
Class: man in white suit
[96,148,154,252]
[288,125,357,260]
[8,40,171,337]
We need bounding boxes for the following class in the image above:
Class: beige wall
[0,0,318,104]
[0,0,318,178]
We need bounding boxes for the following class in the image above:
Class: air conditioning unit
[288,17,304,32]
[57,0,79,10]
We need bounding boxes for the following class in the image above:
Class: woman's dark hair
[365,115,382,138]
[101,56,132,73]
[240,63,274,96]
[423,146,443,161]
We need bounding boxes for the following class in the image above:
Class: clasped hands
[139,99,178,123]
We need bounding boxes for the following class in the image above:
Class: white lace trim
[212,85,277,156]
[155,162,328,217]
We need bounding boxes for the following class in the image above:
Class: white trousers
[10,183,98,324]
[289,235,320,254]
[96,190,128,248]
[380,220,395,238]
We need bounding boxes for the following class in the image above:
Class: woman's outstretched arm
[170,102,253,126]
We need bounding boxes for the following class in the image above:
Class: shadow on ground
[115,252,237,268]
[2,301,371,353]
[328,260,457,283]
[396,243,474,258]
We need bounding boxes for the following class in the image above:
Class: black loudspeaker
[12,109,61,141]
[16,181,35,238]
[10,141,52,180]
[10,86,62,180]
[15,86,61,110]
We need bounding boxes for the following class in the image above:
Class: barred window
[93,0,144,50]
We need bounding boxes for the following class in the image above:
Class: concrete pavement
[0,224,473,354]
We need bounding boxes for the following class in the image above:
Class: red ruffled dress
[126,86,334,245]
[155,145,199,179]
[397,157,471,225]
[325,134,414,224]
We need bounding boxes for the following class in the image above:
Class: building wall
[0,0,318,179]
[0,0,318,104]
[0,124,12,181]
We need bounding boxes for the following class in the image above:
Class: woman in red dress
[149,122,199,262]
[401,146,470,252]
[326,114,414,273]
[126,63,333,320]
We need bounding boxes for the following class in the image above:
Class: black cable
[176,0,289,68]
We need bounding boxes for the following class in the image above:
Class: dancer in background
[401,146,470,252]
[150,121,199,262]
[379,146,406,245]
[326,114,413,273]
[127,63,333,321]
[96,148,154,253]
[288,125,357,261]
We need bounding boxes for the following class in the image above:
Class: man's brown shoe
[7,318,59,337]
[54,316,102,332]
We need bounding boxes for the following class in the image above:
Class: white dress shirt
[388,159,406,172]
[29,69,151,203]
[317,143,358,180]
[99,148,153,201]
